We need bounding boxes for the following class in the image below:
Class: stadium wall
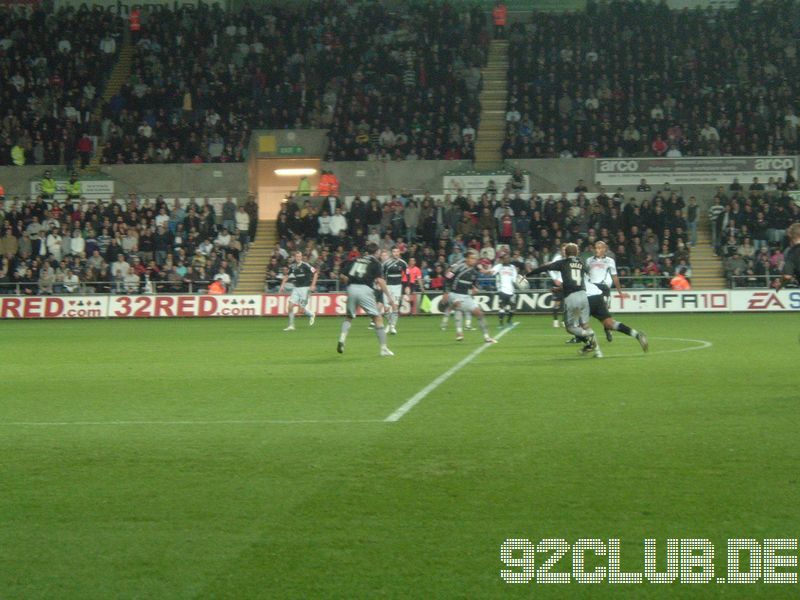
[1,290,797,319]
[3,156,792,204]
[0,164,248,200]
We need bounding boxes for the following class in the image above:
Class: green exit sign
[278,146,305,155]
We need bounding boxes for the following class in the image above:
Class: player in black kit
[528,243,600,357]
[338,242,397,356]
[443,250,498,344]
[383,247,407,334]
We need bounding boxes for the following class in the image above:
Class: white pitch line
[384,322,518,423]
[0,419,384,427]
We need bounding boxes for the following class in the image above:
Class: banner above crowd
[442,173,530,196]
[1,290,798,319]
[594,156,799,186]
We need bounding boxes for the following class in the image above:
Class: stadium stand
[503,1,800,159]
[709,176,800,287]
[0,5,123,169]
[266,184,695,291]
[0,193,254,295]
[90,1,487,165]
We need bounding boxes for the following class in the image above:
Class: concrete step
[482,100,506,110]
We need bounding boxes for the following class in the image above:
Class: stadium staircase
[689,215,726,289]
[88,32,135,169]
[473,39,509,170]
[234,220,277,294]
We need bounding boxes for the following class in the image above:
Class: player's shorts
[597,283,611,298]
[563,290,590,329]
[498,292,515,307]
[588,293,611,321]
[373,288,384,305]
[289,286,310,307]
[449,292,477,313]
[347,284,380,318]
[387,285,402,306]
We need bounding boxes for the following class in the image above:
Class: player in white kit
[585,241,623,341]
[490,252,518,326]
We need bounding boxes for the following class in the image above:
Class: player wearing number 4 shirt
[443,250,498,344]
[337,242,397,356]
[279,251,318,331]
[528,243,600,357]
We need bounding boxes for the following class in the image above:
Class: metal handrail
[263,274,679,293]
[728,275,782,289]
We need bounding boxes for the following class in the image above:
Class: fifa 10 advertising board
[0,290,798,318]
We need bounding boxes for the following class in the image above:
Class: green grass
[0,314,798,598]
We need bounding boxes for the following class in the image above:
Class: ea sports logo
[598,160,639,172]
[754,158,795,170]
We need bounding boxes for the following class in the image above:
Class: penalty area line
[384,322,518,423]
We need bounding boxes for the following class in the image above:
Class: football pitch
[1,313,797,598]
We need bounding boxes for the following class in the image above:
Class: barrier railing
[728,275,782,289]
[0,274,682,296]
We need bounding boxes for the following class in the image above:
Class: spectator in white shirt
[112,255,130,291]
[379,126,396,148]
[70,230,85,257]
[63,270,80,293]
[235,206,250,241]
[329,207,348,236]
[100,34,116,55]
[214,228,232,248]
[154,207,170,229]
[198,239,214,256]
[666,145,682,157]
[46,230,63,260]
[462,123,476,140]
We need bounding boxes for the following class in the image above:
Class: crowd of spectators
[504,0,800,159]
[0,190,258,294]
[0,5,123,169]
[709,171,800,286]
[94,0,487,165]
[269,181,694,291]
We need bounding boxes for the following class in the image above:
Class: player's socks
[613,321,636,337]
[498,309,505,325]
[478,315,490,337]
[375,325,387,346]
[440,309,451,330]
[506,311,513,324]
[454,311,463,334]
[339,320,351,344]
[307,310,315,326]
[288,309,295,328]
